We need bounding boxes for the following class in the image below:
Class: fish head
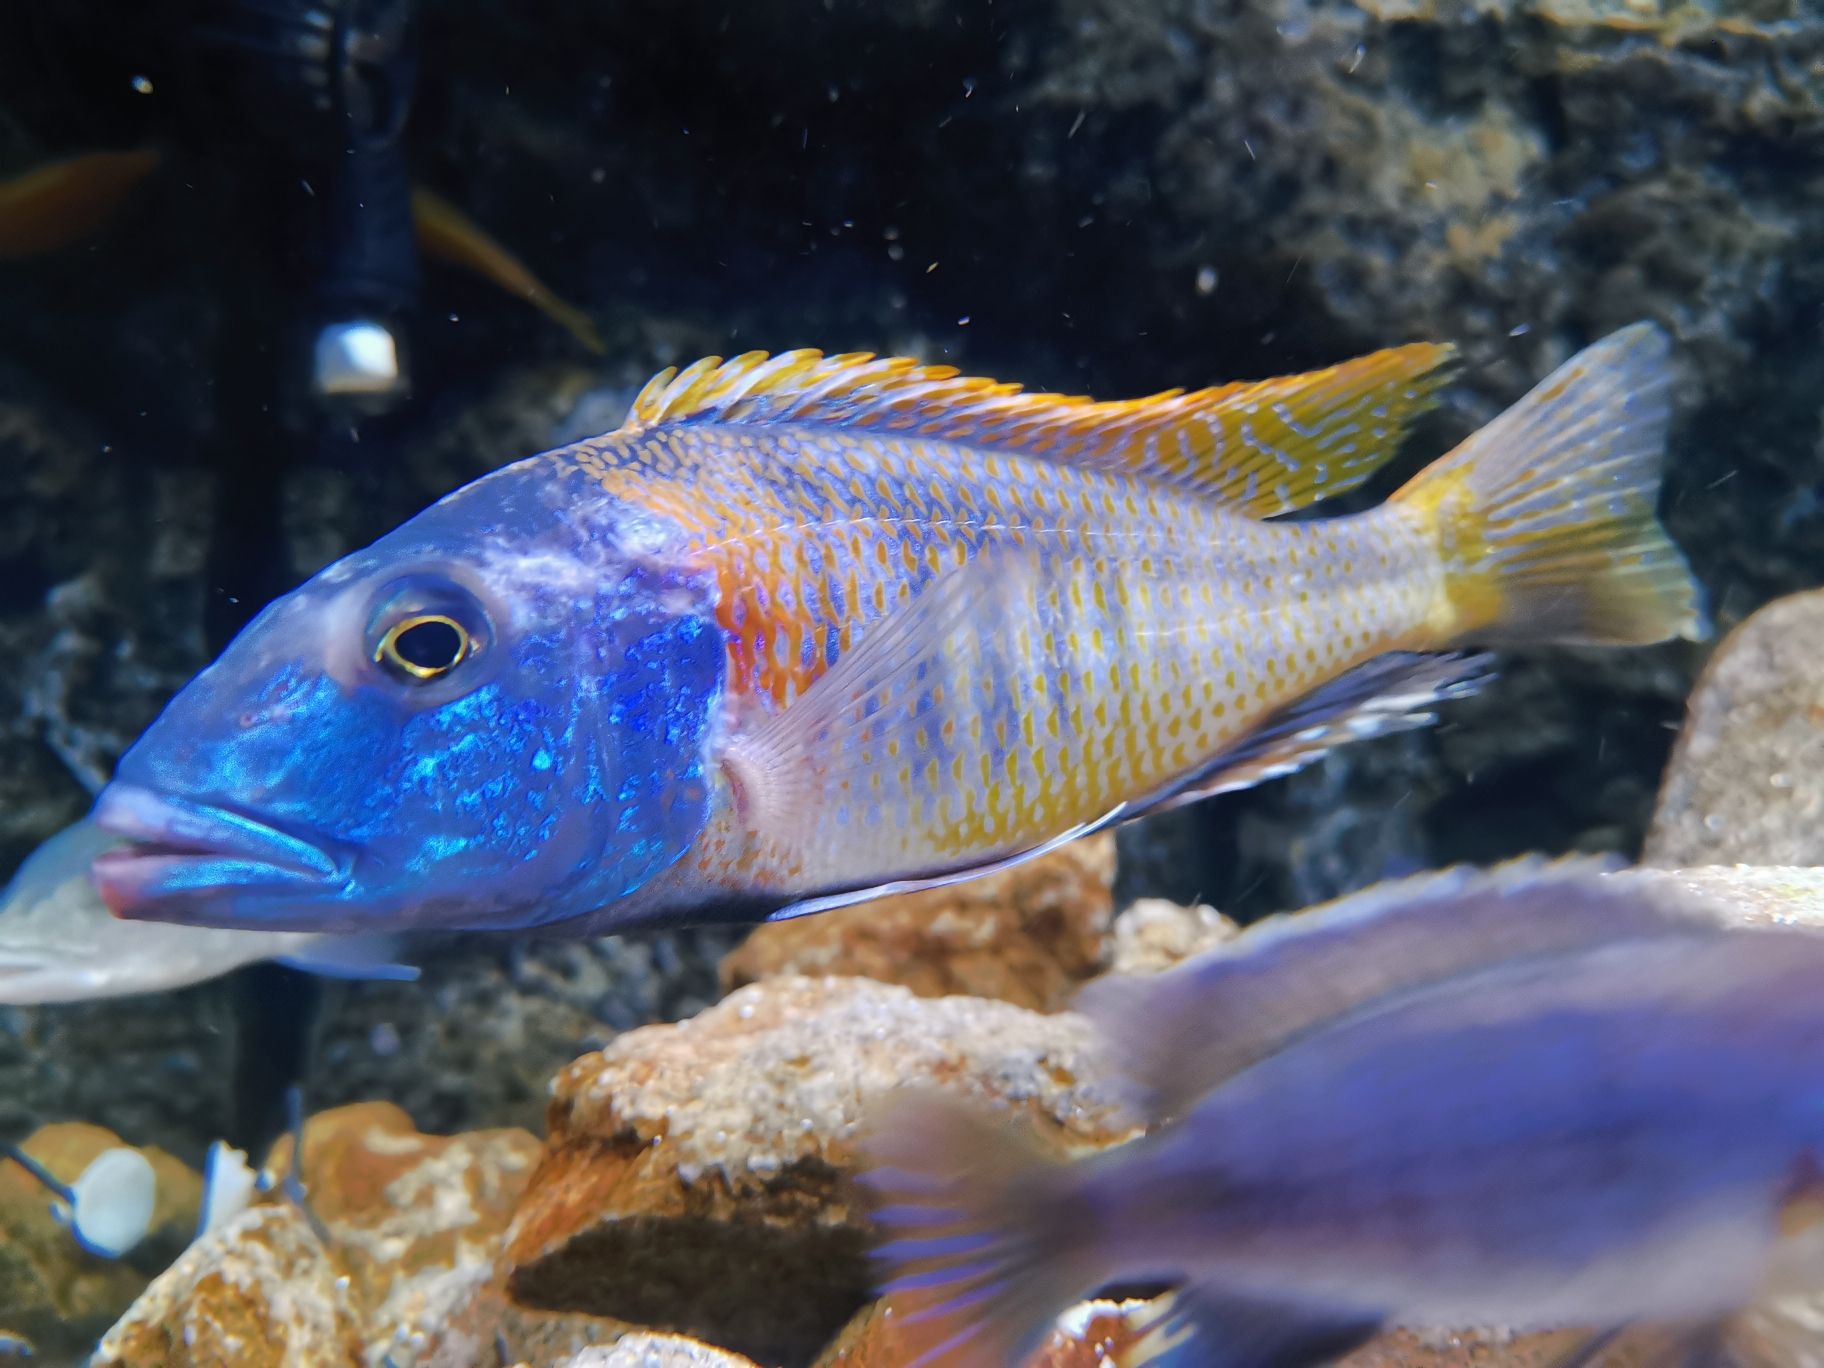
[92,468,725,933]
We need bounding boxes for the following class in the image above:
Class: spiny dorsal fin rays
[623,342,1459,519]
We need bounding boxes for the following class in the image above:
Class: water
[0,2,1820,1364]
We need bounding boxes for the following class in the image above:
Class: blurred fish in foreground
[0,818,415,1005]
[92,323,1701,936]
[863,859,1824,1367]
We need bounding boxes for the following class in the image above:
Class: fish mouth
[89,785,349,922]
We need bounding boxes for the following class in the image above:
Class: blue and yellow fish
[90,324,1702,933]
[862,860,1824,1367]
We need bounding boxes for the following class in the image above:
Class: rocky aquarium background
[1,0,1821,1160]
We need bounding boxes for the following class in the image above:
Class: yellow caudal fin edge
[623,341,1456,518]
[1389,322,1707,647]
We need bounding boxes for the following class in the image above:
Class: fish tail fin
[859,1092,1105,1367]
[1388,321,1707,647]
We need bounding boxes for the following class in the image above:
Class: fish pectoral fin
[1133,1284,1381,1368]
[722,543,1118,921]
[622,342,1454,516]
[1143,650,1496,817]
[273,934,420,982]
[1075,853,1730,1122]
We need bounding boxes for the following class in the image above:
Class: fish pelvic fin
[624,341,1455,516]
[1389,321,1707,647]
[860,1091,1104,1368]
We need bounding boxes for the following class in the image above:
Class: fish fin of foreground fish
[1133,649,1495,815]
[1389,320,1707,646]
[862,1092,1382,1368]
[628,338,1454,514]
[861,1090,1106,1368]
[1076,855,1732,1121]
[0,147,163,260]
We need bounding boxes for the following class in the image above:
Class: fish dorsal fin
[623,342,1457,517]
[1076,856,1734,1121]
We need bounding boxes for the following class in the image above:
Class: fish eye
[376,614,471,681]
[363,574,493,687]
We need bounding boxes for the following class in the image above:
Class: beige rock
[0,1121,200,1357]
[551,1333,762,1367]
[92,1204,365,1367]
[1616,864,1824,929]
[268,1101,541,1365]
[1106,896,1238,975]
[1646,588,1824,868]
[414,1272,642,1368]
[719,833,1116,1011]
[815,1295,1175,1367]
[498,975,1133,1364]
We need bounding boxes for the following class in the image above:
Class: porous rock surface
[1645,587,1824,869]
[93,1203,366,1368]
[95,1103,540,1368]
[718,832,1117,1010]
[488,974,1133,1365]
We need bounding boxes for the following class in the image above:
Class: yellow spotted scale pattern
[542,324,1699,910]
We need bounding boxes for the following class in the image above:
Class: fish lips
[89,785,350,924]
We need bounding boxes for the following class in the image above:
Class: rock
[414,1274,645,1368]
[92,1204,365,1368]
[496,976,1133,1365]
[1618,865,1824,929]
[718,834,1117,1011]
[90,1104,541,1368]
[550,1334,761,1368]
[1106,896,1238,976]
[0,1121,200,1358]
[1645,588,1824,868]
[267,1101,541,1360]
[1338,1326,1619,1366]
[814,1296,1172,1368]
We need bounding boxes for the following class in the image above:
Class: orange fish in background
[0,148,601,350]
[88,321,1704,937]
[0,148,163,258]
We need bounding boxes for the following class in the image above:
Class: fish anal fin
[1141,650,1496,818]
[624,342,1456,515]
[1075,853,1728,1121]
